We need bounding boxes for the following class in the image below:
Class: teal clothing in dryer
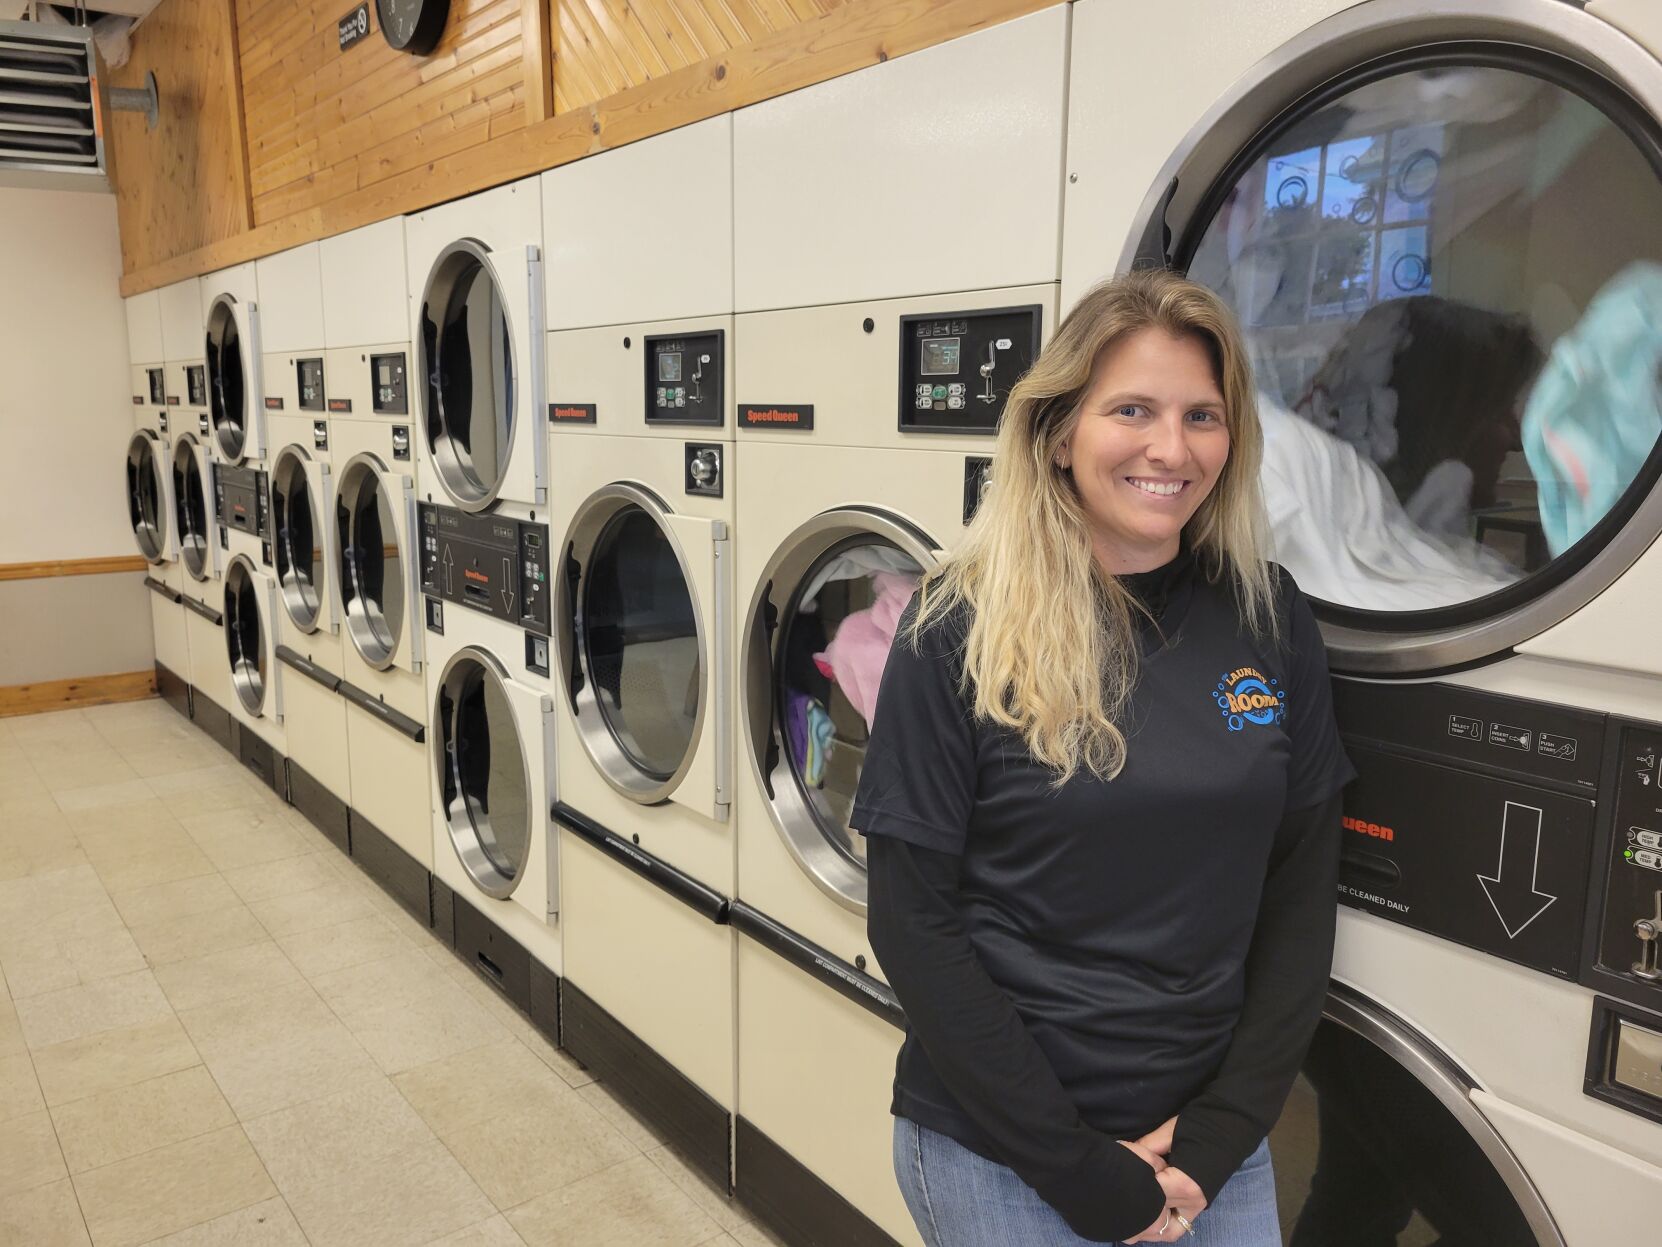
[1522,261,1662,556]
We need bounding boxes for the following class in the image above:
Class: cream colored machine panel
[542,117,733,330]
[321,218,409,350]
[1590,0,1662,55]
[547,315,736,439]
[125,291,164,366]
[200,261,258,316]
[733,6,1069,311]
[256,243,326,357]
[158,277,204,363]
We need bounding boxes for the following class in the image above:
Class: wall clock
[377,0,450,56]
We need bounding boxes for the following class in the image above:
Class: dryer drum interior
[1154,18,1662,673]
[436,649,531,898]
[335,458,404,667]
[205,297,247,462]
[564,489,704,801]
[223,558,266,715]
[421,242,515,508]
[272,448,323,631]
[747,510,936,911]
[172,436,210,580]
[126,432,166,561]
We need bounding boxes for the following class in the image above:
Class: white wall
[0,188,134,561]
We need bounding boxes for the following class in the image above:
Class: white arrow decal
[1477,801,1558,940]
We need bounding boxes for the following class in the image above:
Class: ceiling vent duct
[0,17,155,193]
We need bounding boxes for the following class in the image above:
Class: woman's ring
[1172,1211,1195,1237]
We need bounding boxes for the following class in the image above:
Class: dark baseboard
[191,692,234,753]
[431,876,456,948]
[286,761,349,854]
[349,812,432,927]
[235,726,284,798]
[155,663,190,720]
[735,1117,902,1247]
[529,956,560,1048]
[561,981,732,1192]
[454,900,531,1015]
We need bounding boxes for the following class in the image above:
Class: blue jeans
[893,1117,1280,1247]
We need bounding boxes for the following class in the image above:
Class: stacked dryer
[727,13,1067,1244]
[406,177,560,991]
[1061,0,1662,1240]
[124,288,189,718]
[542,116,738,1186]
[320,218,433,922]
[158,276,235,752]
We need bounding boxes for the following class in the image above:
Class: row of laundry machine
[117,0,1662,1241]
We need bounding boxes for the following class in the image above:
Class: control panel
[147,368,165,406]
[1597,725,1662,995]
[214,464,269,539]
[899,305,1041,434]
[186,365,206,408]
[371,352,408,415]
[419,503,550,636]
[298,358,326,412]
[646,331,724,427]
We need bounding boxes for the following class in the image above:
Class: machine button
[932,385,947,400]
[1632,850,1662,871]
[1634,829,1662,850]
[948,396,965,410]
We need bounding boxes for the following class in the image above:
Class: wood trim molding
[120,0,1061,294]
[522,0,554,125]
[0,556,150,583]
[0,670,158,719]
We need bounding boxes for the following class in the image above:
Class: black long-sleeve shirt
[852,553,1354,1242]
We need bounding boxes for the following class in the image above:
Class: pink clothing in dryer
[815,572,919,729]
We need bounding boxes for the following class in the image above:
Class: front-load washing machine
[541,115,739,1188]
[420,502,561,1031]
[727,12,1069,1240]
[1064,0,1662,1239]
[171,427,233,753]
[202,263,266,470]
[126,288,190,718]
[320,218,433,924]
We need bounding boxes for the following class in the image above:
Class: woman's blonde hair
[911,268,1278,783]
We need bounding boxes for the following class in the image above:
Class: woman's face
[1059,328,1231,574]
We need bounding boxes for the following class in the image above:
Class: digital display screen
[658,352,683,384]
[920,338,962,377]
[378,361,393,386]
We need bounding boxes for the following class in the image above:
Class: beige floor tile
[126,905,269,969]
[0,994,24,1057]
[579,1080,667,1150]
[0,824,87,882]
[247,880,375,939]
[138,1196,307,1246]
[153,942,303,1013]
[646,1144,748,1233]
[724,1219,789,1247]
[0,1177,91,1246]
[117,743,227,780]
[138,1196,306,1246]
[273,1136,494,1247]
[505,1153,720,1247]
[276,914,416,979]
[156,779,278,821]
[50,1065,235,1174]
[441,1087,637,1210]
[0,1108,68,1195]
[85,841,218,896]
[0,900,147,1000]
[51,779,158,814]
[0,864,110,940]
[72,1125,275,1247]
[394,1039,575,1138]
[313,953,509,1075]
[30,1017,201,1108]
[14,968,173,1050]
[142,765,250,800]
[0,1049,44,1121]
[424,1215,526,1246]
[34,751,140,793]
[242,1077,438,1187]
[111,874,241,930]
[183,811,313,874]
[221,853,339,905]
[62,799,180,839]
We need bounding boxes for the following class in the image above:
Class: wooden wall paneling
[110,0,255,275]
[522,0,554,122]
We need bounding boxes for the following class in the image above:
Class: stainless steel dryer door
[271,444,338,635]
[205,292,264,465]
[1123,0,1662,675]
[171,433,218,583]
[557,483,729,819]
[224,555,281,721]
[334,452,422,674]
[126,429,174,564]
[740,508,938,914]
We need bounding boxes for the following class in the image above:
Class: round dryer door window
[224,557,268,716]
[436,650,531,897]
[1267,990,1559,1244]
[421,242,515,509]
[173,436,211,582]
[272,447,325,632]
[1165,31,1662,672]
[126,432,167,562]
[564,489,703,800]
[336,457,405,669]
[205,297,249,463]
[746,510,935,911]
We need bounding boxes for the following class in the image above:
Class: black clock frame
[376,0,449,56]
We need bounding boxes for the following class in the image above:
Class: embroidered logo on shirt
[1213,666,1286,732]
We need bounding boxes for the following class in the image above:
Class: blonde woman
[852,270,1355,1246]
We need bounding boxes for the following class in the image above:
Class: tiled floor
[0,700,784,1247]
